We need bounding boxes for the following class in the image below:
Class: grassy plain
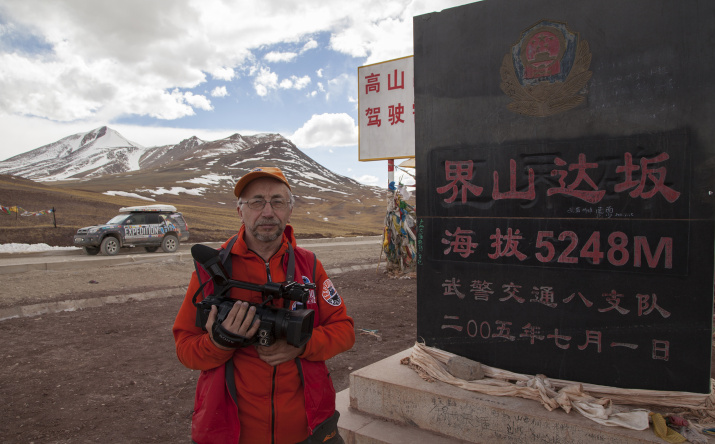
[0,175,386,246]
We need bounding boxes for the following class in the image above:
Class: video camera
[191,244,316,348]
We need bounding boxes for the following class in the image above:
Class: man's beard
[249,217,284,242]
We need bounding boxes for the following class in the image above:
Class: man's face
[238,177,292,243]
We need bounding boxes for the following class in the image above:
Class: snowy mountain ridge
[0,127,294,182]
[0,126,382,203]
[0,127,146,180]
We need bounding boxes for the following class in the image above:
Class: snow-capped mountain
[0,127,145,180]
[0,127,383,203]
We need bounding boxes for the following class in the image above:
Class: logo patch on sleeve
[321,279,342,306]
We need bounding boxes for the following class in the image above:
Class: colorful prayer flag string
[0,204,54,216]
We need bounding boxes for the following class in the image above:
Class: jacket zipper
[271,366,277,444]
[240,246,289,443]
[267,257,276,444]
[265,261,272,283]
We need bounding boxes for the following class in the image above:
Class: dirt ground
[0,259,416,443]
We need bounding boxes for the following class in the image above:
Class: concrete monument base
[337,348,682,444]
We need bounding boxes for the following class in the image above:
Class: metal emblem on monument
[500,20,592,117]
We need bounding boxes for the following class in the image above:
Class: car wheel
[84,246,100,255]
[100,237,120,256]
[145,246,159,253]
[161,234,178,253]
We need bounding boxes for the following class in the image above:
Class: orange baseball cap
[234,167,291,198]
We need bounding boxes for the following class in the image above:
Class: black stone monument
[414,0,715,393]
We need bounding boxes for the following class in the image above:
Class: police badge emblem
[500,20,592,117]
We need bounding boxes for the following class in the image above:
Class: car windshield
[106,215,129,225]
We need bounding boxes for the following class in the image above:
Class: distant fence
[1,204,57,227]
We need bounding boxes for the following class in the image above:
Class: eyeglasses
[240,198,290,210]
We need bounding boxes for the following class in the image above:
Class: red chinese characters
[365,107,381,127]
[440,226,674,271]
[436,161,484,203]
[493,159,535,200]
[547,154,605,203]
[364,73,380,94]
[489,228,528,261]
[441,227,478,258]
[388,69,405,90]
[388,104,405,125]
[361,69,412,130]
[436,152,681,204]
[615,153,681,203]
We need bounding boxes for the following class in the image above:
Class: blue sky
[0,0,475,187]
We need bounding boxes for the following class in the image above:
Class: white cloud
[210,86,228,97]
[328,1,472,64]
[262,38,317,65]
[280,75,311,90]
[258,68,311,94]
[302,39,318,52]
[325,73,352,101]
[210,67,235,81]
[181,91,213,111]
[265,51,298,63]
[0,53,105,121]
[0,0,475,126]
[254,67,279,96]
[316,68,324,78]
[354,175,379,186]
[290,113,358,148]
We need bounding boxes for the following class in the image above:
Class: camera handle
[192,278,299,306]
[191,243,307,306]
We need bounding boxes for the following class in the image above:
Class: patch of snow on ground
[0,243,80,253]
[104,191,156,201]
[180,174,235,186]
[125,147,145,171]
[139,187,207,196]
[230,158,263,166]
[300,171,332,183]
[201,147,240,157]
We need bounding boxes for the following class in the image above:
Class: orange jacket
[173,225,355,444]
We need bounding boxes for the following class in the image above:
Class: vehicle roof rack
[118,204,177,213]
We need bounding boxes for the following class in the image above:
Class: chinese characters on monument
[418,130,711,392]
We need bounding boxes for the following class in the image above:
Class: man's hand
[256,339,306,366]
[206,302,260,350]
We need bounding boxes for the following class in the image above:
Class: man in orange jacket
[173,167,355,444]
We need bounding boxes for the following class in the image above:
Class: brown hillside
[0,175,387,246]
